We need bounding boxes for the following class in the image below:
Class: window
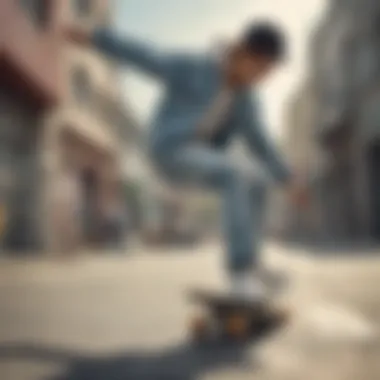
[19,0,50,28]
[71,67,92,105]
[72,0,92,17]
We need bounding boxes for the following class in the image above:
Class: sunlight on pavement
[303,304,376,341]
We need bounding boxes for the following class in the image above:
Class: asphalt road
[0,241,379,380]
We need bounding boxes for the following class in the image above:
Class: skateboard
[188,289,289,342]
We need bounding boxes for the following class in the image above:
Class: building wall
[41,0,128,252]
[0,88,42,250]
[0,0,129,253]
[284,0,380,243]
[0,0,61,106]
[0,0,63,251]
[281,82,328,240]
[315,0,380,241]
[284,83,322,177]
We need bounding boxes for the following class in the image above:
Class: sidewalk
[0,240,380,379]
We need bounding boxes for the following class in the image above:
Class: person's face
[227,47,277,87]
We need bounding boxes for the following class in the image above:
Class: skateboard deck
[188,289,289,342]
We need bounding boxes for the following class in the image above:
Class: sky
[113,0,327,138]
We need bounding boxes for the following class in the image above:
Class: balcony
[0,0,61,107]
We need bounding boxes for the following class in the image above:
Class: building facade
[0,0,129,252]
[44,0,128,252]
[284,0,380,243]
[281,81,327,241]
[0,0,61,250]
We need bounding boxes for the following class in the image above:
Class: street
[0,241,379,380]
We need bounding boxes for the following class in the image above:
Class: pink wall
[0,0,62,106]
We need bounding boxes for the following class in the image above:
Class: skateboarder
[65,21,307,300]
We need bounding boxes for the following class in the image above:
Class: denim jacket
[92,28,291,183]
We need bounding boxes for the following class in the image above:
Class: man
[66,21,307,299]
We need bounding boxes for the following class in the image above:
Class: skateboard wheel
[225,314,249,340]
[189,315,209,341]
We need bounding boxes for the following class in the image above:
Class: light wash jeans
[154,144,268,273]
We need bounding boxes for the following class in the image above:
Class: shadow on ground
[0,321,281,380]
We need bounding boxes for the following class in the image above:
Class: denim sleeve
[241,93,292,184]
[91,28,176,80]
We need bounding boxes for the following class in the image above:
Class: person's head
[226,22,286,87]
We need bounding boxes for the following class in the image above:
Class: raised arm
[93,28,176,78]
[240,92,292,184]
[66,26,177,80]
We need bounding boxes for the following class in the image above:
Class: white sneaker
[230,272,266,301]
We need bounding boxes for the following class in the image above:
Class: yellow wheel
[224,313,250,340]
